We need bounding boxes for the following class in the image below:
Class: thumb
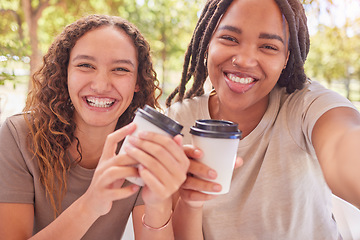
[234,156,243,169]
[173,134,183,146]
[100,122,137,161]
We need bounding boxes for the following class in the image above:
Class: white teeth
[86,97,115,108]
[228,74,254,84]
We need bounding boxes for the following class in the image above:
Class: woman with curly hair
[0,14,188,239]
[166,0,360,239]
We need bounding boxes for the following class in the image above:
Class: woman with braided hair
[0,15,189,239]
[167,0,360,239]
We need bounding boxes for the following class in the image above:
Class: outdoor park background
[1,0,360,123]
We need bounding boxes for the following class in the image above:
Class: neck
[69,123,117,169]
[208,93,269,138]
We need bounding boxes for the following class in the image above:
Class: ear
[134,84,140,92]
[284,51,290,69]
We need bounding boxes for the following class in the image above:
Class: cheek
[262,55,287,81]
[67,71,82,102]
[114,77,138,96]
[207,45,227,79]
[268,61,285,81]
[207,44,225,66]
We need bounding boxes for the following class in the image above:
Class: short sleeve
[302,82,357,144]
[0,117,35,203]
[286,81,357,150]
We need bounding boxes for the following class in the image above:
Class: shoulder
[274,80,357,145]
[166,94,210,144]
[277,80,355,112]
[1,113,29,133]
[166,94,209,120]
[0,113,30,146]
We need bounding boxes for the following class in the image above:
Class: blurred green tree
[0,0,202,95]
[1,0,359,102]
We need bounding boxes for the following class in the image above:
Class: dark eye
[220,35,238,43]
[262,45,279,51]
[77,63,94,69]
[113,67,130,72]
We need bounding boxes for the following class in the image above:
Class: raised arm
[312,106,360,208]
[0,123,140,240]
[172,145,243,240]
[124,131,190,240]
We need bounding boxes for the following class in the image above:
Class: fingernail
[208,169,217,179]
[213,184,222,192]
[128,136,137,143]
[138,131,148,138]
[124,144,134,153]
[194,149,202,156]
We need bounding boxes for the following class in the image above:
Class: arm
[125,132,190,240]
[0,124,140,239]
[0,203,33,239]
[312,107,360,208]
[172,145,238,240]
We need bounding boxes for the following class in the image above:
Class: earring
[204,51,208,67]
[232,58,237,66]
[67,98,74,110]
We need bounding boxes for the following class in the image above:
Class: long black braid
[166,0,310,107]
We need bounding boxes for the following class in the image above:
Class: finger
[124,143,167,175]
[124,144,182,187]
[138,164,173,197]
[180,189,217,202]
[100,123,136,161]
[183,144,203,160]
[112,151,139,166]
[127,135,189,174]
[96,152,138,174]
[107,184,140,201]
[137,132,189,168]
[188,160,217,180]
[173,134,183,146]
[182,175,222,193]
[234,156,244,169]
[98,166,140,188]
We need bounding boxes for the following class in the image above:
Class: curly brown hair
[23,14,161,216]
[166,0,310,107]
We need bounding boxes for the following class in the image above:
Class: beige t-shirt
[0,114,143,240]
[167,80,356,240]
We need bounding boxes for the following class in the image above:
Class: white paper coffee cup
[190,119,241,194]
[120,105,183,186]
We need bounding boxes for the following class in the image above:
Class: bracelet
[141,210,173,231]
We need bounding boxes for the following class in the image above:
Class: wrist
[142,210,173,231]
[76,194,102,220]
[145,197,173,213]
[143,198,173,230]
[179,197,205,210]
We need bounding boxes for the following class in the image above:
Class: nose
[90,70,112,93]
[231,46,258,68]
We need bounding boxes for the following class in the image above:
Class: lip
[82,96,119,112]
[223,71,258,93]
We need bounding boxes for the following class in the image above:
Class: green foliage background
[1,0,360,102]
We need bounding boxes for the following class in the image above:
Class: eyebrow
[218,25,242,35]
[218,25,285,44]
[259,33,284,44]
[72,55,135,68]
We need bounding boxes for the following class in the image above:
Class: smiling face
[67,26,138,130]
[207,0,289,115]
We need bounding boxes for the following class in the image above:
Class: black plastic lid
[136,105,183,137]
[190,119,242,139]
